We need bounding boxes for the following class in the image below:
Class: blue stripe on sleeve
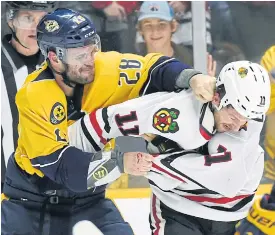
[140,56,191,95]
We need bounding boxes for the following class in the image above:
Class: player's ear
[48,51,64,71]
[49,51,62,64]
[7,19,15,30]
[212,92,221,106]
[48,51,57,62]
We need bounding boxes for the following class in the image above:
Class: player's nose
[232,121,243,132]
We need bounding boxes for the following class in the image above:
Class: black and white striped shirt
[1,34,44,181]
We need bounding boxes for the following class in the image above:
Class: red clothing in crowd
[91,1,139,15]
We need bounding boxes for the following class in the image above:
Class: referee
[1,1,56,189]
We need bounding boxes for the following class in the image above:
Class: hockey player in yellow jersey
[1,8,216,235]
[261,45,275,181]
[234,184,275,235]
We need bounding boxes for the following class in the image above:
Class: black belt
[5,179,106,206]
[42,187,101,205]
[7,186,106,235]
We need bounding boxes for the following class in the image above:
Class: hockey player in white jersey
[68,61,271,235]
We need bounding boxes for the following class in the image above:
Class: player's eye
[223,124,231,131]
[22,15,34,23]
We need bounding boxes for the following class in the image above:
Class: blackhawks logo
[153,108,180,133]
[238,67,248,78]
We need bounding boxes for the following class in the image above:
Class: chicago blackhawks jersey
[68,90,216,152]
[69,89,265,220]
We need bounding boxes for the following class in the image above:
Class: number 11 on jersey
[115,111,140,136]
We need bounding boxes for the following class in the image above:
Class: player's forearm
[32,146,92,192]
[87,137,153,187]
[32,145,124,192]
[87,148,124,188]
[141,56,201,95]
[175,69,203,89]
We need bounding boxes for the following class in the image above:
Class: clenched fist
[189,74,216,103]
[123,152,153,176]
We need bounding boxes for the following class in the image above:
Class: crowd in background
[1,1,275,187]
[2,1,275,64]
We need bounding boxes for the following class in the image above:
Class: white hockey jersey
[68,90,265,221]
[69,90,216,152]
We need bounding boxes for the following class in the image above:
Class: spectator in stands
[210,1,275,62]
[208,1,235,47]
[170,1,212,51]
[91,1,139,53]
[136,1,212,52]
[211,41,245,76]
[136,1,216,76]
[136,1,193,66]
[59,1,139,53]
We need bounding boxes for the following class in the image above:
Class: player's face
[214,105,248,133]
[140,18,174,50]
[66,45,98,85]
[9,10,47,54]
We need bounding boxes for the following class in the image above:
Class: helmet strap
[9,25,29,49]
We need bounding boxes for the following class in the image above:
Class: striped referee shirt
[1,34,44,180]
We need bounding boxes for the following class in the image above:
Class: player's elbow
[36,146,93,193]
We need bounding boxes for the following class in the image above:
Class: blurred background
[1,1,275,190]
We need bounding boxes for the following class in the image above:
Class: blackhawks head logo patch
[153,108,180,133]
[50,102,66,125]
[238,67,248,78]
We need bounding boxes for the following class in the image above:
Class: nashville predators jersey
[234,184,275,235]
[14,51,190,191]
[261,46,275,174]
[81,52,165,113]
[261,45,275,115]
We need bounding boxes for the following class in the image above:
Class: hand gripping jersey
[14,52,190,192]
[69,89,265,220]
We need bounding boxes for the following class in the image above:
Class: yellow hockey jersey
[14,51,190,192]
[261,46,275,162]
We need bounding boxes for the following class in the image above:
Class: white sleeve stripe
[142,58,175,96]
[32,146,71,168]
[150,194,166,235]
